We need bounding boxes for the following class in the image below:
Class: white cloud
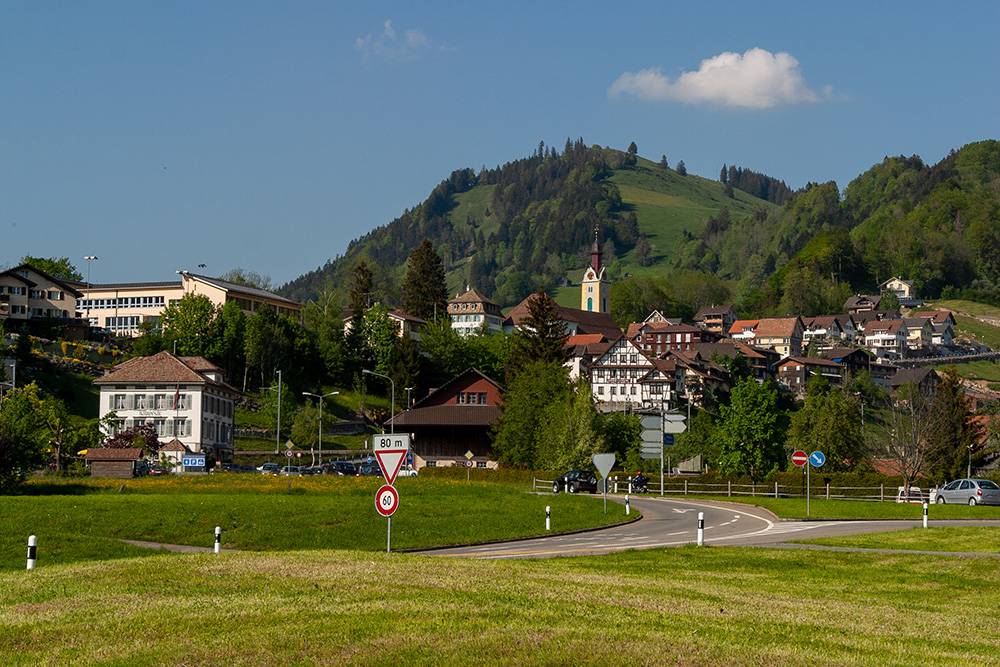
[356,20,439,61]
[608,48,829,109]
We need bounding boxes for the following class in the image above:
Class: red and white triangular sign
[373,434,410,485]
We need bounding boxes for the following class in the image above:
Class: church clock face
[585,269,596,280]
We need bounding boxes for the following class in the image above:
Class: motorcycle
[631,477,649,494]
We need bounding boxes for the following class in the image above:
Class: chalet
[902,318,934,351]
[776,357,845,394]
[587,335,678,411]
[388,368,502,469]
[728,319,760,342]
[844,295,881,314]
[820,348,873,375]
[693,305,739,336]
[627,322,721,356]
[448,287,503,336]
[864,319,906,356]
[684,340,777,381]
[93,351,239,462]
[667,349,732,407]
[342,307,427,342]
[890,367,940,395]
[911,311,956,347]
[801,316,845,347]
[752,317,804,357]
[880,277,917,302]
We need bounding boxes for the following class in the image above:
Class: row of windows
[601,354,641,365]
[457,392,488,405]
[110,418,188,437]
[80,296,165,309]
[594,368,644,380]
[643,333,694,343]
[106,316,141,330]
[114,393,190,411]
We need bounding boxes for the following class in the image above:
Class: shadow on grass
[12,482,101,496]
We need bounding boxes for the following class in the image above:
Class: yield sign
[373,434,411,485]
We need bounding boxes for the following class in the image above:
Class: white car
[396,466,418,478]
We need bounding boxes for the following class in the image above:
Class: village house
[626,321,721,356]
[693,305,739,336]
[0,263,86,337]
[586,335,678,412]
[93,350,240,462]
[776,356,845,394]
[864,319,907,357]
[388,368,502,469]
[750,317,805,357]
[844,294,881,314]
[448,287,503,336]
[880,277,917,302]
[342,307,427,342]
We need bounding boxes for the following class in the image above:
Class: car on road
[358,463,383,477]
[258,463,282,475]
[330,461,358,476]
[934,478,1000,506]
[553,469,598,494]
[279,466,302,476]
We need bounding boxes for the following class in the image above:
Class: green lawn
[3,546,998,666]
[0,477,627,571]
[794,526,1000,553]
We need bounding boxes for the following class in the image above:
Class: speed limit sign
[375,484,399,517]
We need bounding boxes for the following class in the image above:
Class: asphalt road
[424,495,1000,559]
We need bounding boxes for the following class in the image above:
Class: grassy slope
[446,159,776,304]
[3,547,998,665]
[924,300,1000,381]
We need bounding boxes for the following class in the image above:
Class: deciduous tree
[718,377,786,482]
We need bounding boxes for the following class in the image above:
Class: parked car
[895,486,924,504]
[239,464,258,474]
[396,465,418,478]
[934,478,1000,506]
[279,466,302,476]
[258,463,281,475]
[148,465,171,476]
[331,461,358,476]
[298,466,324,476]
[358,463,383,477]
[553,470,598,494]
[212,463,242,474]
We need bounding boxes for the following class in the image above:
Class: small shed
[85,448,145,479]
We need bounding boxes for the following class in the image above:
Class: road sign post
[593,453,616,513]
[372,434,411,553]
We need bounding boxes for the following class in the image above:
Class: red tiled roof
[753,317,802,338]
[728,319,760,334]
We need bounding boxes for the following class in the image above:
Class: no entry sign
[791,450,808,467]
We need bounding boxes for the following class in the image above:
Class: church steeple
[590,225,602,271]
[581,225,610,313]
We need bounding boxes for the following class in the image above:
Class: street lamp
[302,391,338,465]
[404,387,414,409]
[362,369,394,433]
[267,370,282,455]
[84,256,98,325]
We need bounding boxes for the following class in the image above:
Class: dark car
[553,470,598,494]
[358,463,383,477]
[148,465,171,476]
[331,461,358,476]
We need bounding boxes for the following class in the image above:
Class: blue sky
[2,2,997,288]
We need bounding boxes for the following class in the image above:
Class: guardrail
[533,477,923,503]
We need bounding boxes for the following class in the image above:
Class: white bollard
[625,495,630,515]
[697,512,704,547]
[214,526,221,554]
[545,506,551,531]
[27,535,37,570]
[628,478,632,495]
[923,502,928,529]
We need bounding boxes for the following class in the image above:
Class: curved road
[426,496,1000,559]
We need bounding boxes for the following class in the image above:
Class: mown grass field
[3,545,998,666]
[0,476,627,572]
[796,526,1000,553]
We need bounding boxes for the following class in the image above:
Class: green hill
[281,141,776,311]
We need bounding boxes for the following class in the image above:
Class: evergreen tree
[348,260,374,314]
[513,286,569,369]
[720,164,728,183]
[402,239,448,322]
[676,160,687,176]
[659,155,669,169]
[627,141,638,156]
[925,369,984,480]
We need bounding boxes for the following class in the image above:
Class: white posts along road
[423,497,1000,560]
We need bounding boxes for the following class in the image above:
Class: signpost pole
[806,462,810,518]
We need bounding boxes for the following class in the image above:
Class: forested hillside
[672,140,1000,317]
[280,139,774,308]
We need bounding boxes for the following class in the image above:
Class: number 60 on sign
[375,484,399,517]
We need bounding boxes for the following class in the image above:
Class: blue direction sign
[809,451,826,467]
[663,434,675,446]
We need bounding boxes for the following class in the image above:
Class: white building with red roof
[93,350,239,461]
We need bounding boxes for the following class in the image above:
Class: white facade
[588,338,676,411]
